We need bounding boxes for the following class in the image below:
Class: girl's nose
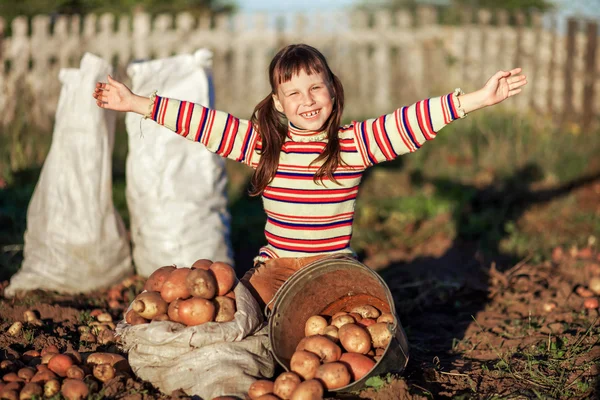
[302,92,315,106]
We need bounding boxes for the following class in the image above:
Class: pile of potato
[0,345,128,400]
[125,259,238,326]
[248,304,394,399]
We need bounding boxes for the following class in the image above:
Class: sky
[235,0,600,20]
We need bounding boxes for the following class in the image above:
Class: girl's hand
[459,68,527,114]
[92,75,135,112]
[480,67,527,107]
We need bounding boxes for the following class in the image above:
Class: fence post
[582,21,598,131]
[563,18,577,124]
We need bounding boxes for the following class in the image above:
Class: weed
[22,328,35,344]
[77,310,94,326]
[363,373,394,391]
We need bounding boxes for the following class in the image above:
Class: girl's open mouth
[300,109,321,119]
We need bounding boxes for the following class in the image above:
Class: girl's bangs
[274,50,327,85]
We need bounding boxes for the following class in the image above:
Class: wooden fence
[0,7,598,130]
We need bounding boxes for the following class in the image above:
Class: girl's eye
[288,92,298,96]
[312,86,321,91]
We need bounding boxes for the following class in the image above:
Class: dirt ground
[1,185,599,399]
[1,244,599,400]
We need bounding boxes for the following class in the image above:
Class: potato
[86,353,128,373]
[295,337,309,352]
[47,354,74,377]
[178,297,216,326]
[304,315,328,337]
[255,395,280,400]
[331,315,355,329]
[17,367,35,382]
[338,324,372,354]
[290,379,324,400]
[160,267,192,303]
[191,259,212,270]
[210,262,237,296]
[41,345,59,357]
[151,314,170,322]
[213,296,236,322]
[66,365,85,380]
[322,325,339,343]
[290,351,321,380]
[19,382,42,399]
[348,312,362,322]
[331,312,347,320]
[43,379,60,398]
[168,299,183,323]
[125,309,148,326]
[339,353,376,381]
[377,313,395,324]
[0,389,17,400]
[366,323,393,349]
[248,379,274,400]
[60,378,89,400]
[302,335,342,363]
[131,292,168,320]
[143,265,176,292]
[186,268,218,299]
[92,364,115,383]
[350,305,380,319]
[358,318,376,328]
[30,369,57,383]
[274,371,302,399]
[314,362,351,390]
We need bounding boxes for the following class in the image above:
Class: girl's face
[272,69,334,132]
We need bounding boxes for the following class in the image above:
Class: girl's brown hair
[249,44,345,196]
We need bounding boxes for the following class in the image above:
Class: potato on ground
[314,362,351,390]
[144,265,176,292]
[20,382,43,399]
[47,354,74,377]
[248,379,275,400]
[304,315,328,337]
[274,371,302,399]
[338,324,372,354]
[339,353,376,381]
[61,379,89,400]
[302,335,342,363]
[185,268,218,299]
[178,297,216,326]
[290,379,324,400]
[290,351,321,380]
[160,267,192,303]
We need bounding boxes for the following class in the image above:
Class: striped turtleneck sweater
[150,93,461,261]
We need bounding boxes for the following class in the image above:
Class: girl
[93,44,527,308]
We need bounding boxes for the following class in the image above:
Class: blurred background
[0,0,599,277]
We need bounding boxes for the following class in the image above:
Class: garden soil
[1,185,599,399]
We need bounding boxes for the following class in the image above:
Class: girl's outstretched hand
[480,68,527,107]
[92,75,136,112]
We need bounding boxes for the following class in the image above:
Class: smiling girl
[93,44,527,307]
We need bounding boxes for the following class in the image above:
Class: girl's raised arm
[93,75,260,167]
[352,68,526,167]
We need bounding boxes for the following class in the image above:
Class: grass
[1,107,599,274]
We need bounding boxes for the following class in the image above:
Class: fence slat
[0,9,598,129]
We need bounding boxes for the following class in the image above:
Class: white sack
[5,53,132,296]
[126,49,233,278]
[117,282,274,398]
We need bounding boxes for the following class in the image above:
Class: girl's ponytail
[249,93,287,197]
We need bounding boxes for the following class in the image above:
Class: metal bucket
[267,255,409,393]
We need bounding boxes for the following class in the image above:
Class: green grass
[1,108,599,276]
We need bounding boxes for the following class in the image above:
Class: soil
[1,185,599,400]
[2,246,599,400]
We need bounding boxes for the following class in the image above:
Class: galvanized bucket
[267,255,409,393]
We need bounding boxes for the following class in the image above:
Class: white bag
[5,53,133,296]
[125,49,234,278]
[116,282,274,398]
